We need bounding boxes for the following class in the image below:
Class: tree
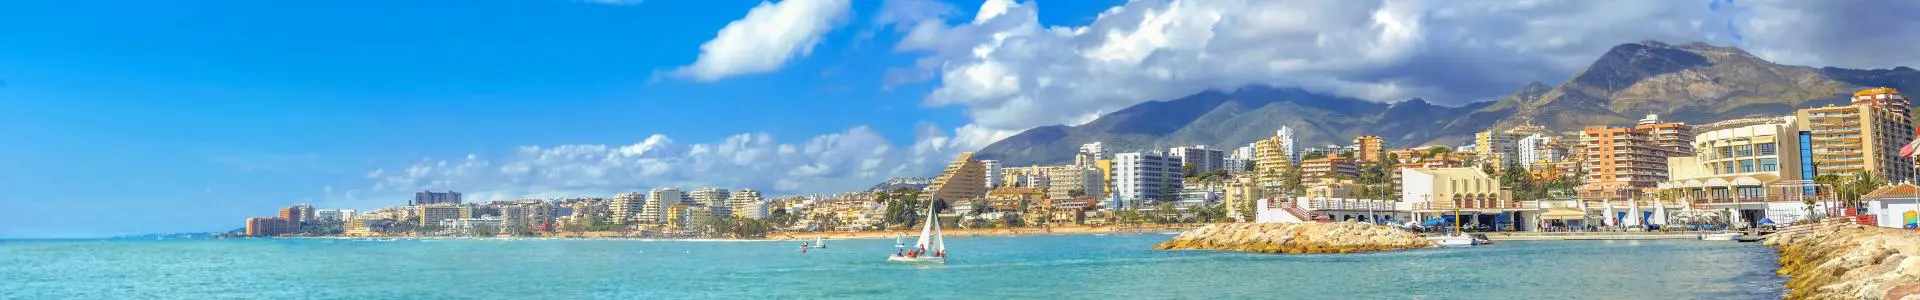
[1280,163,1305,195]
[1423,146,1452,159]
[1182,164,1197,178]
[1068,188,1087,198]
[1303,151,1328,160]
[1243,160,1257,172]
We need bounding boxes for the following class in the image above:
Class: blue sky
[0,0,1124,238]
[2,0,1913,238]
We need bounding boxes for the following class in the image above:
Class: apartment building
[1795,87,1915,184]
[1578,114,1693,198]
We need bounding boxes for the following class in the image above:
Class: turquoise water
[1,235,1784,299]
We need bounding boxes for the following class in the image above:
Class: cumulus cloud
[362,127,971,199]
[673,0,853,81]
[892,0,1920,151]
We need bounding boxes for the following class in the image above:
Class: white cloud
[362,126,971,199]
[673,0,853,81]
[893,0,1920,150]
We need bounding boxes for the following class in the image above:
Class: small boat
[1427,207,1488,247]
[1698,232,1740,241]
[888,204,947,264]
[813,234,828,249]
[1428,233,1487,247]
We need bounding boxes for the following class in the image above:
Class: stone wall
[1767,223,1920,300]
[1153,222,1434,254]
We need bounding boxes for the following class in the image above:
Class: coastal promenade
[1474,232,1702,241]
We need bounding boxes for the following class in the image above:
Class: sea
[0,234,1786,299]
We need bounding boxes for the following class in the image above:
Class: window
[1723,163,1735,174]
[1757,143,1776,156]
[1758,158,1779,172]
[1735,145,1753,157]
[1739,160,1755,173]
[1718,146,1734,159]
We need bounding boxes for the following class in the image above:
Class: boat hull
[1698,233,1739,241]
[887,255,945,264]
[1427,235,1486,247]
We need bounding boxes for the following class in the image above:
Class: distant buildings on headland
[239,87,1920,237]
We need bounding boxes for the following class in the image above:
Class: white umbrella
[1602,199,1616,227]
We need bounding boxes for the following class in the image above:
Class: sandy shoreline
[293,224,1200,240]
[765,225,1200,241]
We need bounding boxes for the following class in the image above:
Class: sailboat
[813,234,827,249]
[888,204,947,263]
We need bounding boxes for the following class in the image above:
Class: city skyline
[6,0,1920,238]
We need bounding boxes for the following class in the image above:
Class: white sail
[815,235,825,247]
[915,204,936,250]
[930,211,945,253]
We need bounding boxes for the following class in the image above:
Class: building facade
[1354,135,1384,163]
[982,160,1004,189]
[610,191,645,225]
[728,189,767,219]
[1578,114,1694,198]
[690,188,731,217]
[1475,130,1521,169]
[1516,134,1564,170]
[642,188,688,224]
[1114,152,1184,207]
[920,152,991,202]
[418,204,472,229]
[1660,116,1821,227]
[413,190,462,205]
[1168,145,1226,175]
[1795,88,1915,184]
[1299,154,1359,184]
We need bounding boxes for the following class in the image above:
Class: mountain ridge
[973,41,1920,167]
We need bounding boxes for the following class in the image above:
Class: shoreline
[271,224,1200,241]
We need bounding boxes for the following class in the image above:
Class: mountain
[975,41,1920,167]
[868,177,932,193]
[974,87,1494,166]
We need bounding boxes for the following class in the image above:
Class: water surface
[0,235,1784,299]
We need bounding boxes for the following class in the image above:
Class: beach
[769,224,1199,241]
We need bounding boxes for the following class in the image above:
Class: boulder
[1153,222,1436,254]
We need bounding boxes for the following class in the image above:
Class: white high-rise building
[610,192,646,225]
[728,189,768,219]
[1080,142,1105,159]
[982,160,1004,189]
[1114,152,1184,208]
[1277,126,1299,163]
[1168,145,1226,175]
[1516,134,1561,170]
[641,188,687,224]
[313,209,346,222]
[1227,145,1256,172]
[690,188,731,216]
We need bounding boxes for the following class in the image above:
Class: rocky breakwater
[1767,223,1920,299]
[1153,222,1435,254]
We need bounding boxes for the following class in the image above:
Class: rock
[1153,222,1435,254]
[1769,222,1920,300]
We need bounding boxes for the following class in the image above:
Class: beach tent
[1421,216,1453,227]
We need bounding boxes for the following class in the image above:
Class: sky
[3,0,1919,238]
